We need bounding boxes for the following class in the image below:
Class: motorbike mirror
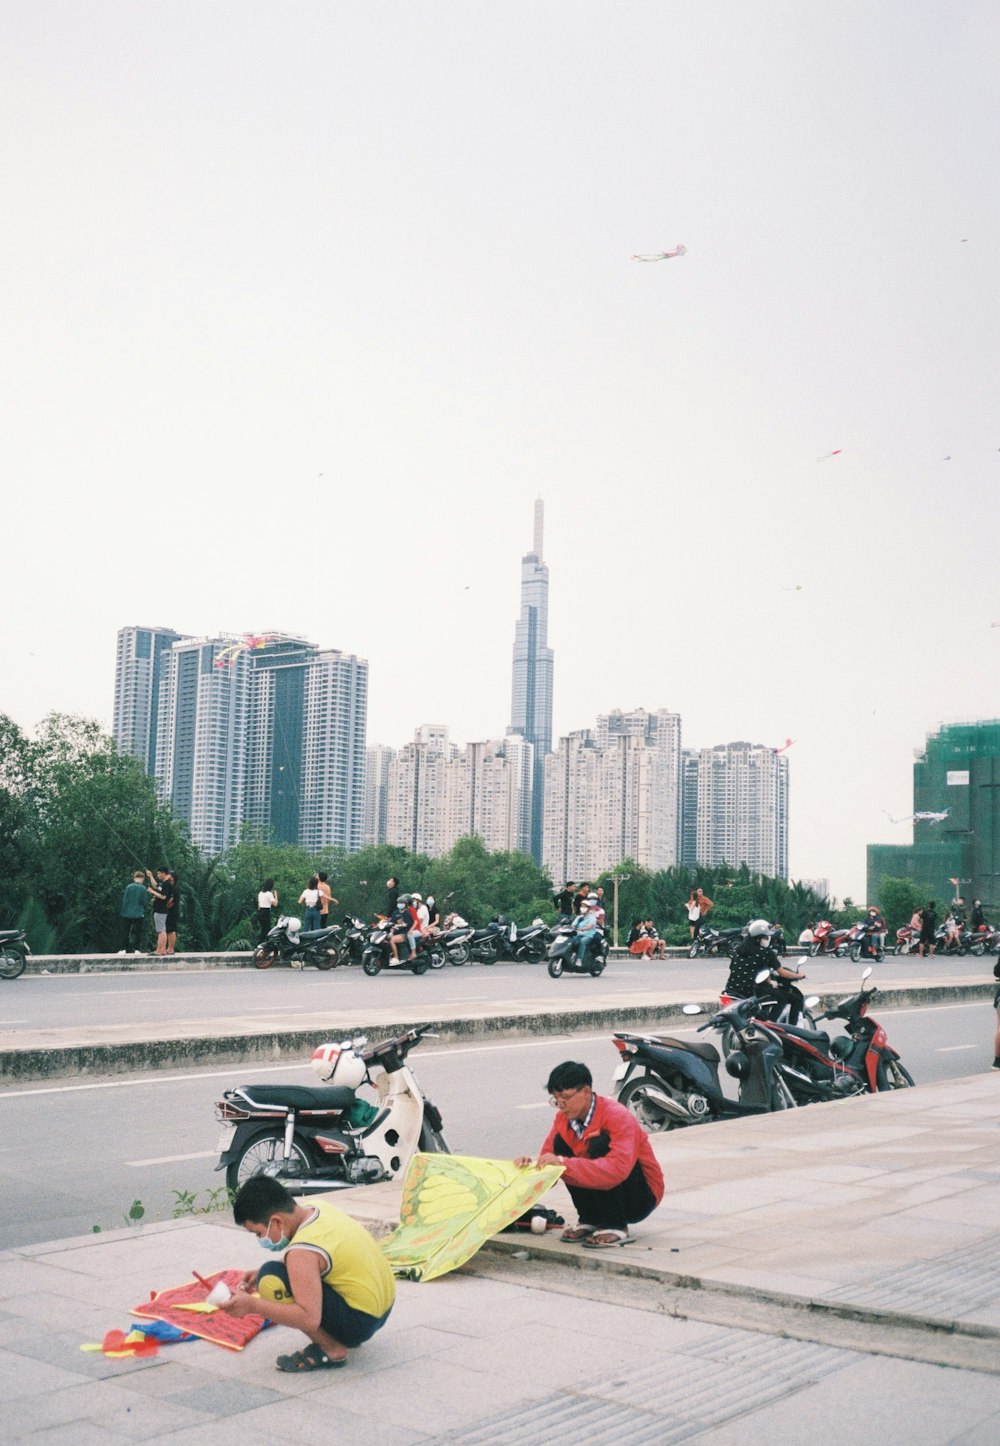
[754,968,771,984]
[803,995,821,1010]
[681,1003,703,1015]
[861,965,873,982]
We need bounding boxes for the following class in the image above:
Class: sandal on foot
[560,1225,597,1243]
[582,1230,634,1249]
[276,1344,347,1373]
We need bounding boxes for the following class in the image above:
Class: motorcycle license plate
[215,1124,235,1153]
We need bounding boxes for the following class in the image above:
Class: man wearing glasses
[514,1061,663,1249]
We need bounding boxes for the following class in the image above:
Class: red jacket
[541,1094,664,1203]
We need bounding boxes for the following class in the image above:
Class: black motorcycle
[546,923,608,978]
[0,929,28,981]
[253,916,343,970]
[612,992,791,1129]
[510,922,552,962]
[689,925,743,959]
[468,918,512,965]
[435,925,475,965]
[361,925,443,976]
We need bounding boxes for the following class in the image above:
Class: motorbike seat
[231,1085,357,1111]
[776,1023,830,1047]
[0,930,24,942]
[647,1035,721,1064]
[297,928,338,943]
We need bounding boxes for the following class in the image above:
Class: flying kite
[816,449,842,461]
[782,584,803,592]
[631,244,687,262]
[774,738,796,754]
[213,634,276,670]
[882,808,950,825]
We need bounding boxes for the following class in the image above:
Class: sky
[3,2,999,901]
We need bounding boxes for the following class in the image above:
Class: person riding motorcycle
[724,919,806,1026]
[573,900,601,966]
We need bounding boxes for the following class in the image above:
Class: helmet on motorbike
[747,919,771,939]
[829,1035,853,1061]
[310,1042,367,1089]
[725,1050,750,1080]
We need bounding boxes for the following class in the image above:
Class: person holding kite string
[514,1061,664,1249]
[221,1176,395,1373]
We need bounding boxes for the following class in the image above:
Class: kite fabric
[631,244,687,262]
[380,1153,564,1282]
[131,1269,268,1351]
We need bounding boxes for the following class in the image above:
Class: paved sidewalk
[2,1073,999,1442]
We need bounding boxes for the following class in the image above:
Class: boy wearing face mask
[222,1177,395,1372]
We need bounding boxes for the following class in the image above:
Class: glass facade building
[510,499,554,863]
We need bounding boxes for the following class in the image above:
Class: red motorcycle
[756,968,914,1103]
[894,923,919,955]
[808,919,851,956]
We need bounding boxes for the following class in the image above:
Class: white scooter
[214,1024,449,1194]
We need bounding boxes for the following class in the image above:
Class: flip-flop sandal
[582,1231,634,1249]
[276,1344,348,1373]
[560,1225,597,1243]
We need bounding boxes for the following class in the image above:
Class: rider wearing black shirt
[725,921,806,1025]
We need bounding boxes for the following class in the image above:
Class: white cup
[206,1281,232,1306]
[530,1215,547,1235]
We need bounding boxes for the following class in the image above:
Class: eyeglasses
[548,1086,589,1108]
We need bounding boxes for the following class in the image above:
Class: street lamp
[612,872,631,949]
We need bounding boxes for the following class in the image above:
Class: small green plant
[171,1185,234,1218]
[125,1198,145,1227]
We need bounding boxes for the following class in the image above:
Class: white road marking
[936,1044,978,1052]
[127,1150,218,1167]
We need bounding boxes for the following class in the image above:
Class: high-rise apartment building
[543,708,682,882]
[687,741,789,879]
[115,627,367,854]
[510,499,553,863]
[113,626,190,774]
[381,726,533,858]
[363,744,395,848]
[867,720,1000,908]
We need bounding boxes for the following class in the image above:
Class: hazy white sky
[3,2,998,899]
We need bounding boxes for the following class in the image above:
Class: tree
[877,877,924,936]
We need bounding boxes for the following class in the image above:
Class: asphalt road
[1,952,992,1035]
[0,996,994,1252]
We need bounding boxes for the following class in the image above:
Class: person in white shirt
[257,880,278,943]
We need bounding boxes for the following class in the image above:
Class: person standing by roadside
[317,872,338,930]
[146,867,171,956]
[553,882,575,922]
[384,878,399,919]
[573,884,591,915]
[164,870,179,955]
[918,901,937,958]
[257,880,278,943]
[299,877,322,932]
[685,886,713,941]
[117,871,148,954]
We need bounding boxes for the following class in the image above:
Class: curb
[1,982,993,1082]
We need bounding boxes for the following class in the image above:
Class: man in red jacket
[514,1061,664,1249]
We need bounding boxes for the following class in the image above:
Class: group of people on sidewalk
[116,867,178,956]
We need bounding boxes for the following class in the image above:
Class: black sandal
[276,1344,347,1373]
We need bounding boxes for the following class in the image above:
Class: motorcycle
[435,925,475,965]
[688,926,743,959]
[467,917,513,965]
[510,921,552,962]
[0,929,28,981]
[361,924,444,975]
[848,921,885,963]
[894,924,919,955]
[253,916,343,971]
[809,920,851,956]
[611,991,792,1130]
[546,923,608,978]
[338,915,373,966]
[215,1024,449,1194]
[716,983,820,1058]
[763,967,915,1104]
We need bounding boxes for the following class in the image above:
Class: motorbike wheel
[876,1057,915,1092]
[770,1072,800,1110]
[0,948,26,981]
[618,1075,677,1132]
[428,948,446,970]
[895,941,910,956]
[315,947,339,971]
[225,1131,316,1194]
[418,1121,450,1153]
[253,945,277,970]
[449,944,471,966]
[589,959,606,977]
[809,941,821,957]
[849,943,862,963]
[688,943,700,959]
[362,951,382,977]
[547,958,564,978]
[412,959,430,975]
[972,942,986,957]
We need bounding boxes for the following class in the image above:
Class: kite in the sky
[380,1153,564,1282]
[882,808,950,825]
[631,244,687,262]
[213,635,276,670]
[816,449,842,461]
[774,738,796,754]
[782,584,803,592]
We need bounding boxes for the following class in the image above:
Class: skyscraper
[113,626,191,773]
[688,741,789,879]
[510,498,554,863]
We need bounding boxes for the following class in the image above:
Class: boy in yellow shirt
[222,1176,395,1372]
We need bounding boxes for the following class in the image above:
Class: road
[1,952,992,1034]
[0,996,994,1251]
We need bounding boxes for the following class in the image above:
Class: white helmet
[410,892,423,902]
[311,1042,366,1090]
[747,919,771,939]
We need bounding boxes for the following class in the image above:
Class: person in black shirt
[384,878,399,918]
[918,902,937,958]
[553,883,575,921]
[971,899,987,933]
[725,920,806,1025]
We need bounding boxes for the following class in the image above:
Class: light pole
[612,872,631,948]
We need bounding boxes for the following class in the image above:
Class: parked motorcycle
[361,924,444,975]
[688,926,742,959]
[253,916,343,971]
[894,924,919,955]
[809,920,851,956]
[215,1024,448,1194]
[546,923,608,978]
[435,925,475,966]
[510,921,552,962]
[338,915,373,966]
[764,967,915,1103]
[611,993,790,1130]
[0,929,28,981]
[717,985,820,1058]
[467,917,514,965]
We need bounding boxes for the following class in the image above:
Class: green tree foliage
[876,877,925,935]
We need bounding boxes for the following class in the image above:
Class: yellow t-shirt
[289,1202,396,1318]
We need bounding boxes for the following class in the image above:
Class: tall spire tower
[510,497,554,863]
